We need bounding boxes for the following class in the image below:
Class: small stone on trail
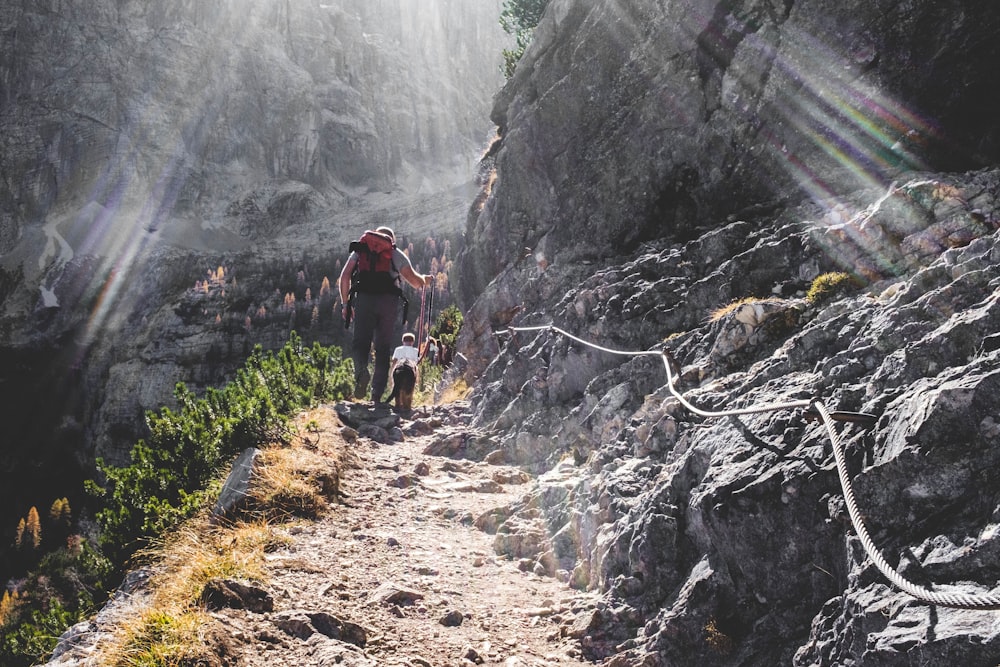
[256,629,284,645]
[200,578,274,613]
[484,449,505,464]
[390,473,421,488]
[440,609,465,626]
[370,581,424,606]
[462,645,484,663]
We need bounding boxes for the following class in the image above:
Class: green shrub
[500,0,550,78]
[4,332,351,666]
[429,304,463,348]
[806,272,861,305]
[0,540,111,667]
[90,332,353,564]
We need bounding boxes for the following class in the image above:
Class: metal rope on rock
[494,322,1000,609]
[814,402,1000,610]
[495,324,812,415]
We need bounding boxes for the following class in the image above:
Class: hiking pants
[351,292,399,401]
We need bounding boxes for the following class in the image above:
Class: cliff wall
[0,0,506,579]
[454,1,1000,664]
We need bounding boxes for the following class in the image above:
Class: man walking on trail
[339,226,432,403]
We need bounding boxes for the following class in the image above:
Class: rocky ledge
[456,168,1000,665]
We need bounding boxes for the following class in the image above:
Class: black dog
[388,362,417,411]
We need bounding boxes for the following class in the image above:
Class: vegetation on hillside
[181,233,458,346]
[99,407,345,666]
[0,333,354,667]
[416,305,466,400]
[500,0,550,78]
[806,271,862,305]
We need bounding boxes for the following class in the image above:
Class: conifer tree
[14,517,25,549]
[25,507,41,549]
[0,589,19,627]
[49,498,63,523]
[48,497,71,526]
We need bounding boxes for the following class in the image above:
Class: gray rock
[200,578,273,613]
[457,161,1000,664]
[211,448,261,521]
[439,610,465,627]
[369,582,424,606]
[307,611,368,648]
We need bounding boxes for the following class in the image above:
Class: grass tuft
[98,409,345,665]
[806,272,862,306]
[708,296,781,322]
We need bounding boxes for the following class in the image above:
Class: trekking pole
[426,276,435,338]
[416,284,427,344]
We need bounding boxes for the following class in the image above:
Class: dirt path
[219,402,600,667]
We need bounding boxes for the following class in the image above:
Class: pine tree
[49,498,70,525]
[0,589,20,627]
[26,506,41,549]
[14,517,25,549]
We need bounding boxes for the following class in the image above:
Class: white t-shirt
[392,344,419,362]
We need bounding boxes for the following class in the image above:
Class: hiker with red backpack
[338,226,432,404]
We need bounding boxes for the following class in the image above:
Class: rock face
[0,0,507,578]
[458,0,1000,304]
[463,175,1000,666]
[454,1,1000,665]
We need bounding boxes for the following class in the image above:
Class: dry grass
[708,296,780,322]
[246,406,346,521]
[704,617,734,655]
[102,519,279,666]
[97,408,347,666]
[248,445,341,520]
[414,366,472,406]
[437,376,472,403]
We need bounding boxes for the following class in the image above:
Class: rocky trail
[219,401,601,667]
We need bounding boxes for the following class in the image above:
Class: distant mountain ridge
[0,0,506,582]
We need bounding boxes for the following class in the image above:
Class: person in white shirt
[392,332,420,365]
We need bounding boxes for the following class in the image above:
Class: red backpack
[349,230,400,294]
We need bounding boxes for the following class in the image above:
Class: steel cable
[493,323,1000,608]
[814,401,1000,609]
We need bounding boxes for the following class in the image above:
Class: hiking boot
[353,373,370,399]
